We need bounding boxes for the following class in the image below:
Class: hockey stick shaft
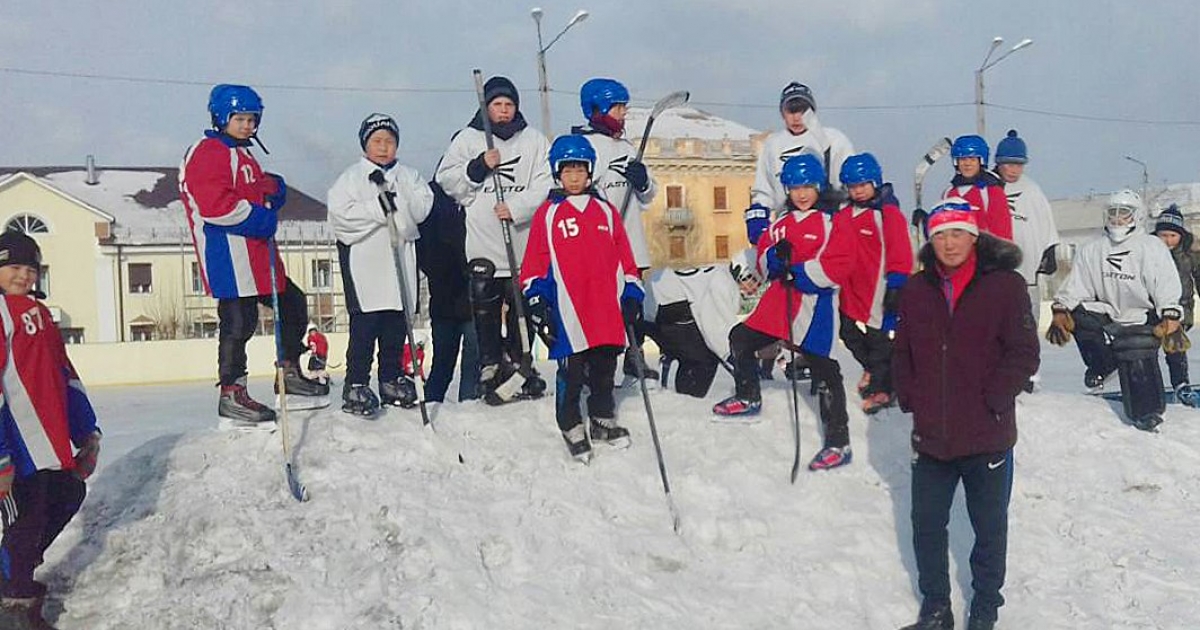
[626,323,681,533]
[618,91,690,220]
[269,241,308,502]
[781,249,803,484]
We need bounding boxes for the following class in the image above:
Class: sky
[1,0,1198,209]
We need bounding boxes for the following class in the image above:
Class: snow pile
[37,345,1200,629]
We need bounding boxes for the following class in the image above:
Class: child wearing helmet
[942,134,1013,240]
[713,154,857,471]
[832,153,914,414]
[179,84,329,427]
[327,113,433,417]
[303,323,330,386]
[519,135,643,462]
[1048,189,1184,430]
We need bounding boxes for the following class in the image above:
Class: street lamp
[532,7,589,134]
[1124,155,1149,204]
[975,36,1034,137]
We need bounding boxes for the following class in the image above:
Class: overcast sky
[2,1,1198,210]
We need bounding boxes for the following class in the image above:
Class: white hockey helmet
[1104,188,1145,244]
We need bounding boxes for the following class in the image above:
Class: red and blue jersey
[179,131,284,299]
[833,197,914,326]
[0,296,99,478]
[520,192,641,359]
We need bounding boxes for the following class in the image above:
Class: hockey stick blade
[620,90,691,220]
[286,462,309,502]
[649,90,690,119]
[915,136,953,178]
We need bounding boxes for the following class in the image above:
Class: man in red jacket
[892,201,1039,630]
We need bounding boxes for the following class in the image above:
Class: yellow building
[626,107,762,268]
[0,161,345,344]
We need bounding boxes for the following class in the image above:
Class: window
[191,321,218,339]
[311,259,333,289]
[669,235,686,260]
[130,324,155,342]
[5,214,49,234]
[666,185,684,208]
[36,264,48,298]
[128,263,153,293]
[713,186,728,211]
[60,327,84,345]
[715,235,730,259]
[190,262,205,294]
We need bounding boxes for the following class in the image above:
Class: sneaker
[342,383,381,417]
[219,379,277,424]
[856,371,872,395]
[562,423,592,462]
[278,364,330,397]
[712,395,762,418]
[1176,383,1200,408]
[1132,413,1163,432]
[808,445,852,471]
[589,416,631,449]
[380,376,418,408]
[861,391,895,415]
[899,602,954,630]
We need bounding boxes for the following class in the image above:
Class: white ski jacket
[1055,231,1182,325]
[1003,174,1060,286]
[644,265,741,360]
[750,112,854,213]
[579,128,657,268]
[435,127,552,278]
[327,158,432,313]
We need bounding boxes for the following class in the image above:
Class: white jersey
[1003,173,1060,285]
[578,128,657,268]
[644,265,741,360]
[750,111,854,213]
[1055,231,1182,325]
[327,158,432,313]
[435,125,553,277]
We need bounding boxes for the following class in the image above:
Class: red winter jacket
[892,234,1039,461]
[943,171,1012,241]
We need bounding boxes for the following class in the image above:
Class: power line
[0,66,471,94]
[989,102,1200,127]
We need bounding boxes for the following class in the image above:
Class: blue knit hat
[1155,204,1189,237]
[995,129,1028,165]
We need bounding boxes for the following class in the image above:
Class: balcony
[664,207,694,229]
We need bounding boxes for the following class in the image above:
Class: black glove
[1037,245,1058,276]
[467,152,492,184]
[622,296,643,328]
[624,159,650,193]
[527,293,556,347]
[911,208,928,230]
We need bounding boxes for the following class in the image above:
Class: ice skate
[711,396,762,423]
[589,416,631,449]
[342,383,382,418]
[218,379,277,430]
[380,376,418,408]
[808,445,852,471]
[562,423,592,463]
[277,363,331,410]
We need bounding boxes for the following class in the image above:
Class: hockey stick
[777,243,803,484]
[912,137,952,248]
[269,241,309,502]
[626,323,681,533]
[618,90,690,220]
[472,68,537,383]
[370,170,432,429]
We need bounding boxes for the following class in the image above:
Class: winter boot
[562,423,592,463]
[218,379,277,424]
[0,595,54,630]
[380,376,418,408]
[808,445,853,471]
[861,391,896,415]
[712,395,762,421]
[899,601,953,630]
[342,383,381,417]
[589,416,631,449]
[1132,413,1163,432]
[481,362,526,406]
[277,363,330,397]
[1176,383,1200,408]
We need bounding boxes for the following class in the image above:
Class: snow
[626,106,760,142]
[34,343,1200,629]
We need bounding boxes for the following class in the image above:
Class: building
[0,160,347,344]
[626,107,761,268]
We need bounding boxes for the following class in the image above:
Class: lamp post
[975,36,1034,137]
[532,7,589,134]
[1124,155,1149,204]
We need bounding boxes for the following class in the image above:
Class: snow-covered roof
[626,106,759,142]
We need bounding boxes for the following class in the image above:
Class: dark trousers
[426,317,480,403]
[217,280,307,386]
[554,346,620,432]
[472,277,528,368]
[651,303,721,398]
[839,313,895,394]
[911,450,1013,623]
[1071,307,1121,381]
[1166,351,1189,388]
[1,470,87,598]
[346,310,407,387]
[728,323,850,448]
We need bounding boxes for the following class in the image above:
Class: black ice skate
[380,376,418,408]
[589,416,631,449]
[218,380,277,427]
[562,423,592,463]
[482,362,527,406]
[276,363,331,410]
[342,383,381,418]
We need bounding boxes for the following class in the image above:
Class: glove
[1045,304,1075,346]
[265,173,287,210]
[467,152,492,184]
[1037,245,1058,276]
[1155,312,1190,354]
[621,284,645,328]
[744,204,771,246]
[911,207,928,230]
[73,432,101,481]
[765,240,793,280]
[881,272,906,333]
[526,293,556,347]
[624,159,650,193]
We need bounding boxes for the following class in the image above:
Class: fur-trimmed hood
[917,232,1023,282]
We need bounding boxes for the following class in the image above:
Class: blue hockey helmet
[839,152,883,188]
[580,78,630,119]
[208,84,264,130]
[780,153,826,191]
[951,134,990,166]
[548,134,597,177]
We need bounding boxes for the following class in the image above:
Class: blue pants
[426,318,480,403]
[911,450,1014,623]
[346,310,406,387]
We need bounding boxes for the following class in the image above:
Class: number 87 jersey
[519,192,641,359]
